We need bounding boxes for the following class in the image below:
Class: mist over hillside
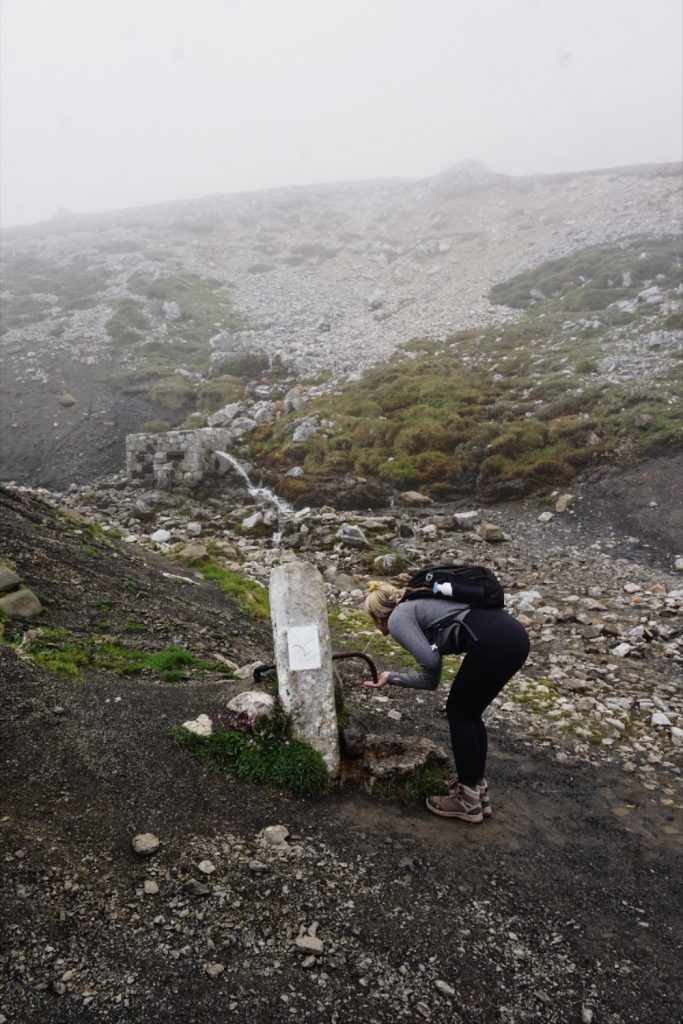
[2,162,682,1024]
[1,160,681,493]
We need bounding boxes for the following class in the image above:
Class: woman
[363,581,530,823]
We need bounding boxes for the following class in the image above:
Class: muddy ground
[1,487,681,1024]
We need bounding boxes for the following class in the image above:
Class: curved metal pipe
[252,650,379,685]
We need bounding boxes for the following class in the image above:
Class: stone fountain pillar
[269,561,340,778]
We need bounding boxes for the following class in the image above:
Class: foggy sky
[1,0,682,228]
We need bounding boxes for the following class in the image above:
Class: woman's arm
[384,604,442,690]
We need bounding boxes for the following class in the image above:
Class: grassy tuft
[195,562,270,619]
[28,629,215,681]
[169,724,328,797]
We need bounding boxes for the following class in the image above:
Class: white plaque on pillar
[287,625,321,670]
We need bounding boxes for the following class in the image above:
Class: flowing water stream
[214,450,292,515]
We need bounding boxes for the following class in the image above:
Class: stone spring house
[125,428,233,490]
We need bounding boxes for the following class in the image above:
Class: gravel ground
[1,486,682,1024]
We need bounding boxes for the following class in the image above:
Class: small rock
[248,859,268,873]
[415,1002,432,1019]
[261,825,290,848]
[611,643,631,658]
[150,529,171,544]
[452,510,480,530]
[0,567,21,594]
[198,859,216,875]
[295,934,324,955]
[132,833,160,856]
[435,979,455,996]
[651,711,671,727]
[479,521,504,542]
[538,511,554,524]
[336,523,368,548]
[398,491,433,506]
[581,1008,594,1024]
[183,878,209,896]
[58,392,77,407]
[143,880,159,895]
[204,962,225,978]
[555,493,574,513]
[182,714,212,737]
[242,511,264,531]
[226,691,275,722]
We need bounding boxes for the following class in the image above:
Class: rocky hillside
[1,161,681,490]
[1,472,682,1023]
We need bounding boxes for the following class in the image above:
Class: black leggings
[446,609,530,788]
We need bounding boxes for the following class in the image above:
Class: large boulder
[0,588,43,619]
[0,567,21,594]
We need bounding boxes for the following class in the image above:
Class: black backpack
[402,564,504,609]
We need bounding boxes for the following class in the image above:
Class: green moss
[28,629,215,681]
[148,375,194,412]
[248,236,681,500]
[105,298,151,348]
[141,418,172,433]
[183,413,207,429]
[404,763,452,801]
[373,763,451,802]
[1,254,109,324]
[123,618,146,634]
[197,375,245,412]
[196,562,270,619]
[169,725,328,797]
[490,235,682,312]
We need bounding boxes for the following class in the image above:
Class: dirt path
[1,644,681,1024]
[1,486,681,1023]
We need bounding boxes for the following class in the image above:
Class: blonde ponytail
[364,582,405,622]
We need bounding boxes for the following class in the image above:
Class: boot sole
[426,800,484,823]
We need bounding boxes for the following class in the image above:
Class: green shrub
[141,419,171,433]
[197,376,245,412]
[246,236,681,499]
[169,723,328,797]
[148,376,194,412]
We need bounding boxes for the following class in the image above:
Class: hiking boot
[447,776,492,818]
[426,783,483,823]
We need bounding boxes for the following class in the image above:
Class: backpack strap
[425,607,479,649]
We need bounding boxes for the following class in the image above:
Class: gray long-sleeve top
[386,598,471,690]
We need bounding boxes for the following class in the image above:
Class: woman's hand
[363,671,392,689]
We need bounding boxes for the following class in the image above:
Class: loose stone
[132,833,160,856]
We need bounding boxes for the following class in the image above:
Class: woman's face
[374,616,389,636]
